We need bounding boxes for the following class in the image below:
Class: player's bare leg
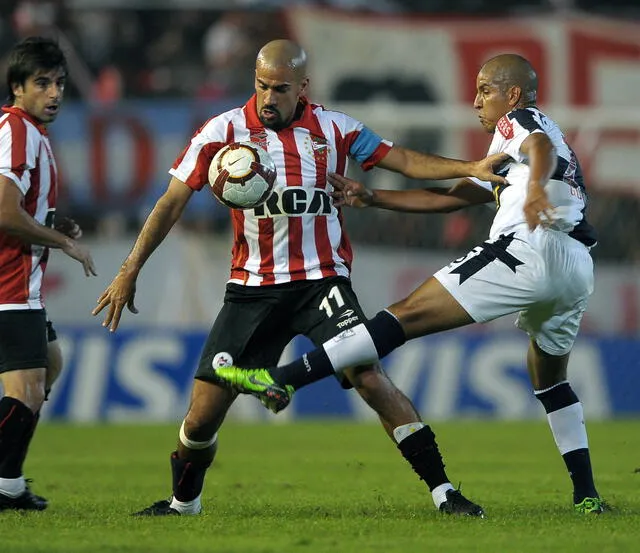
[528,340,602,513]
[343,364,420,439]
[133,379,236,516]
[45,340,63,398]
[387,277,475,339]
[0,369,47,511]
[343,360,483,516]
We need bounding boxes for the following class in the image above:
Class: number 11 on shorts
[319,286,345,318]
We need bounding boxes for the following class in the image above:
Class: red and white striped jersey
[0,106,58,310]
[170,95,392,286]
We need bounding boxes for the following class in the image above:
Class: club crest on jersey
[212,352,233,368]
[496,116,514,139]
[249,130,269,150]
[305,135,330,163]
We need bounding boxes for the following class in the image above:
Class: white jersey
[471,107,596,248]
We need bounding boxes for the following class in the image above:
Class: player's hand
[55,216,82,239]
[524,181,556,230]
[471,153,511,184]
[92,269,139,333]
[328,173,374,208]
[61,240,97,277]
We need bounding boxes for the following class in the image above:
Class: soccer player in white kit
[214,54,604,514]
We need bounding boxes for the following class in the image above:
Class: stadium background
[1,0,639,423]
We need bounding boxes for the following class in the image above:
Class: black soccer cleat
[25,478,48,505]
[132,499,181,516]
[0,488,48,511]
[439,489,485,517]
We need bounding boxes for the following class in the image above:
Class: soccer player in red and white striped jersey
[95,40,506,517]
[0,37,96,512]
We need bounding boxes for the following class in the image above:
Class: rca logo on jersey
[253,188,332,217]
[496,116,514,139]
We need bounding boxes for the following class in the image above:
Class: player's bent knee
[344,363,388,390]
[1,368,47,412]
[179,420,217,450]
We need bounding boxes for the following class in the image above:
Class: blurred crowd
[1,0,639,263]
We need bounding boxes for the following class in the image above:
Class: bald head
[256,40,308,80]
[480,54,538,106]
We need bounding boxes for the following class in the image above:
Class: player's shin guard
[535,381,598,503]
[170,451,213,503]
[270,310,406,390]
[397,425,450,492]
[171,426,218,503]
[0,397,34,482]
[14,411,40,473]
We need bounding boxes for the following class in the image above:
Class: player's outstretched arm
[93,177,194,332]
[377,145,509,184]
[329,173,493,213]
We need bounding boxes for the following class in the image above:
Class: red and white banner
[286,9,640,194]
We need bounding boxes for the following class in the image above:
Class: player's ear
[508,85,522,107]
[299,77,309,97]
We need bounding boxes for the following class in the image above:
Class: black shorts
[0,310,49,373]
[195,276,369,388]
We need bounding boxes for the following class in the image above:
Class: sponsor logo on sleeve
[496,116,514,139]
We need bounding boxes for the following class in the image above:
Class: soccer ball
[208,142,277,209]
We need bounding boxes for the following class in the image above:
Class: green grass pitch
[3,420,639,553]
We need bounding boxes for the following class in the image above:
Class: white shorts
[434,230,594,355]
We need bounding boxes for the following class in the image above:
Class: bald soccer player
[214,54,605,514]
[94,40,508,516]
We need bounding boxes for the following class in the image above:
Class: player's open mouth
[261,108,278,118]
[44,105,59,115]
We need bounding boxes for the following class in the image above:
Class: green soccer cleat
[213,366,294,414]
[574,497,604,514]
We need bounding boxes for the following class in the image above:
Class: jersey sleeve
[495,109,545,162]
[339,114,392,171]
[0,116,37,194]
[169,116,228,191]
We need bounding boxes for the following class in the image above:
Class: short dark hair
[6,36,67,104]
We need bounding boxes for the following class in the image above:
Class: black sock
[15,411,40,473]
[270,348,333,390]
[536,383,598,503]
[365,310,407,359]
[0,397,35,479]
[171,451,212,502]
[397,425,449,491]
[270,310,407,390]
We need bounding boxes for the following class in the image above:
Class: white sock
[0,476,26,497]
[431,483,455,509]
[170,494,202,515]
[323,323,379,375]
[546,402,589,455]
[393,422,425,444]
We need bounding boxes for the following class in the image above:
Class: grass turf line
[2,420,639,553]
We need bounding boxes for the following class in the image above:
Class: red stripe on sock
[0,406,17,429]
[177,462,192,489]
